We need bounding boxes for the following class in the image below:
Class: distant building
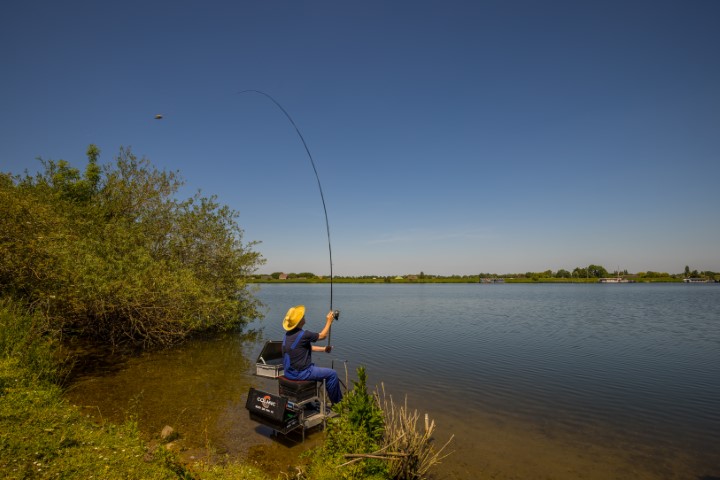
[279,273,288,280]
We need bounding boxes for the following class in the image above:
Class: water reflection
[64,330,273,459]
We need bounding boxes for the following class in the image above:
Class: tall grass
[377,384,453,479]
[303,368,453,480]
[0,298,61,388]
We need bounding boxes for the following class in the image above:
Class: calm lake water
[65,283,720,479]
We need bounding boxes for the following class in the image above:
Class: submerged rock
[160,425,176,441]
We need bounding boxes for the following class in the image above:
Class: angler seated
[280,305,343,404]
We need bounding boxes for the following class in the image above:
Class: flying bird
[154,114,163,120]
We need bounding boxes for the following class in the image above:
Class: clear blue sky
[2,1,718,276]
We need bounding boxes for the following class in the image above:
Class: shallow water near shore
[65,283,720,479]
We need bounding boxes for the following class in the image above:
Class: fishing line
[238,90,335,338]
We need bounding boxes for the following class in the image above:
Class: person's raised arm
[317,311,334,340]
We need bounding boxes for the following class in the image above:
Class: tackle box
[245,387,300,434]
[255,341,284,378]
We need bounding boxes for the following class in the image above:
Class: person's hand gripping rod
[326,309,340,352]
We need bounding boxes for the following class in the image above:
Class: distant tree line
[268,272,318,279]
[0,146,264,346]
[253,265,718,282]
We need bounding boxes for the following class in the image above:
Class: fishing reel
[332,309,340,321]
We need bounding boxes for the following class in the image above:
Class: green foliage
[304,368,452,479]
[588,264,609,278]
[555,269,571,278]
[0,146,264,346]
[304,367,388,480]
[0,148,275,478]
[0,299,61,389]
[334,367,385,443]
[571,265,609,278]
[639,271,669,279]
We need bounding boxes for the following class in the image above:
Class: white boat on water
[598,277,629,283]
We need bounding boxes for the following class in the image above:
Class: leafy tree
[0,146,264,346]
[587,264,608,278]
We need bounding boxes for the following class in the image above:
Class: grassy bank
[0,299,271,480]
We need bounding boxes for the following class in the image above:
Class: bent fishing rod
[239,90,339,346]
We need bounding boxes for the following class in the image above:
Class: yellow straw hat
[283,305,305,331]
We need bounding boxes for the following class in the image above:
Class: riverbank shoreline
[249,277,688,284]
[0,300,273,480]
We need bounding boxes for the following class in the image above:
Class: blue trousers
[286,364,343,404]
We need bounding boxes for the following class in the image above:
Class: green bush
[304,367,388,480]
[302,367,453,480]
[0,147,274,479]
[0,146,264,346]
